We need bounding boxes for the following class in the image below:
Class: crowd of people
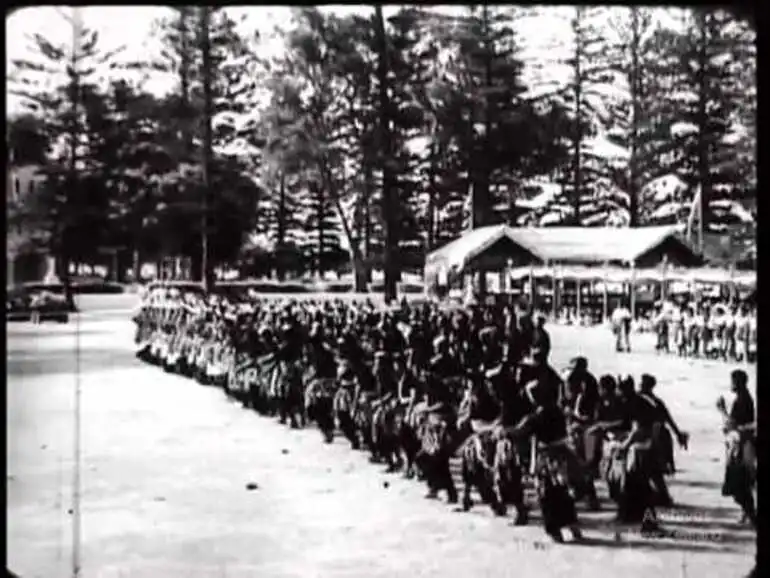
[131,286,757,546]
[649,300,757,362]
[551,298,757,363]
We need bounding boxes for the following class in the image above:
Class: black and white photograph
[6,5,757,578]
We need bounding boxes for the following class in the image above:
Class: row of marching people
[132,289,756,546]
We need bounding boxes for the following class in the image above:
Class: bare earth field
[7,314,756,578]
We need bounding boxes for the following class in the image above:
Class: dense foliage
[7,6,755,294]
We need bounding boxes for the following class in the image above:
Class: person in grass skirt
[334,363,359,449]
[610,374,684,535]
[510,373,582,543]
[636,374,689,504]
[611,300,632,353]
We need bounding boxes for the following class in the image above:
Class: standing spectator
[29,289,49,324]
[611,300,632,352]
[531,311,551,360]
[716,369,756,528]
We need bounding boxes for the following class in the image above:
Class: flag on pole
[684,186,702,247]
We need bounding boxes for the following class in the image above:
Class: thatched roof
[425,225,530,272]
[507,225,687,264]
[425,225,693,275]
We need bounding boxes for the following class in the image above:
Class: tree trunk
[572,8,584,226]
[276,171,287,281]
[363,157,373,284]
[316,181,325,279]
[479,4,493,229]
[628,7,640,227]
[200,6,215,291]
[374,4,398,303]
[695,13,710,253]
[427,142,438,251]
[319,157,367,292]
[56,252,76,311]
[190,251,202,283]
[179,7,194,160]
[63,8,81,311]
[132,249,141,283]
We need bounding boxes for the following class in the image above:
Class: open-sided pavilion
[423,225,728,318]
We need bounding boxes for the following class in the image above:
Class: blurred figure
[611,300,632,352]
[637,374,689,501]
[531,311,551,360]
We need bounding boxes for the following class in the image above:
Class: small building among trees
[6,161,54,285]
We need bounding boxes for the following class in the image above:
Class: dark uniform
[719,372,757,527]
[531,314,551,360]
[616,390,661,526]
[373,351,397,398]
[427,343,460,406]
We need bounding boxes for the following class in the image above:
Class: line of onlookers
[551,300,756,363]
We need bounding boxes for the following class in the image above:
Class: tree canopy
[7,6,756,291]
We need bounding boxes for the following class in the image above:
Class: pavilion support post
[505,259,513,299]
[476,270,487,299]
[528,264,535,310]
[630,262,637,320]
[576,280,582,322]
[602,263,609,324]
[728,263,736,308]
[464,270,474,304]
[689,276,696,306]
[550,262,557,319]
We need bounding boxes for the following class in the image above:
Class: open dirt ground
[7,316,755,578]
